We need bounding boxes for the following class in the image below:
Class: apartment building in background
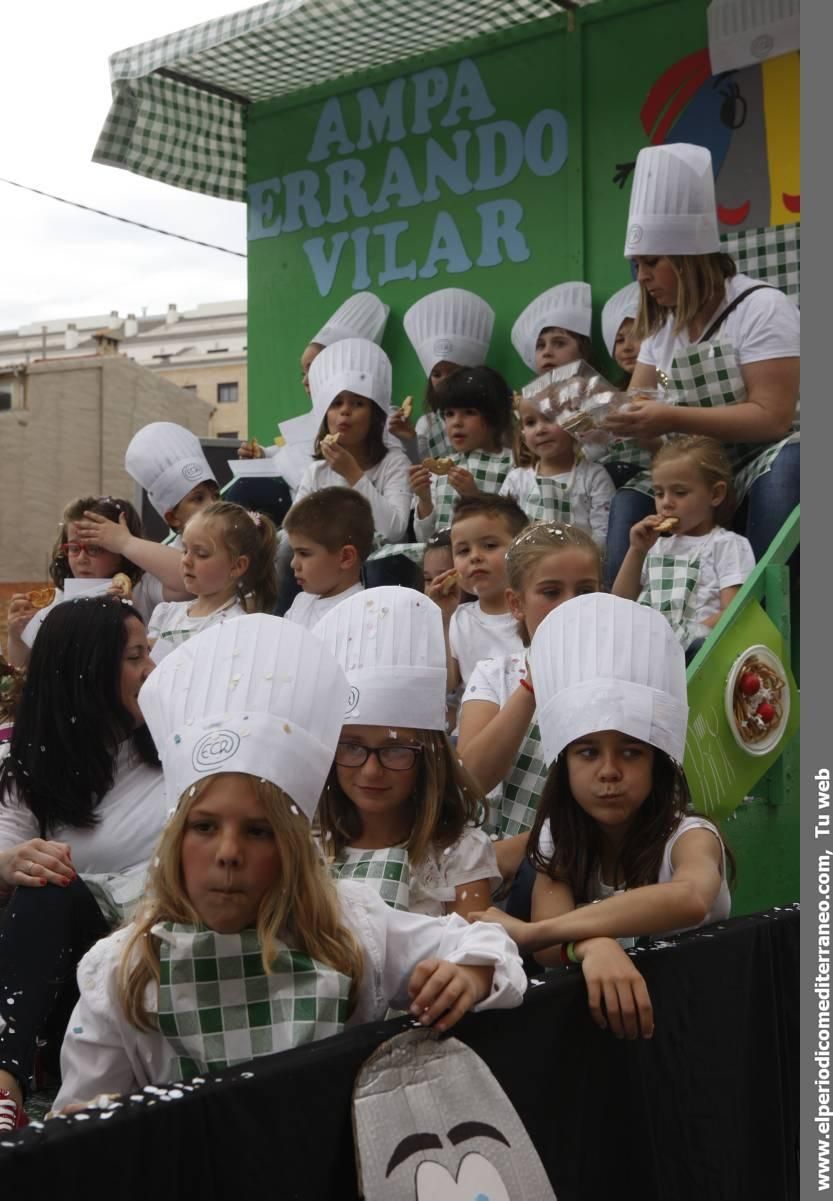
[0,300,248,440]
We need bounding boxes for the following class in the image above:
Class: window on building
[218,382,239,404]
[217,431,239,439]
[181,385,198,393]
[0,375,21,412]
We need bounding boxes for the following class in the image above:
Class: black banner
[2,907,798,1200]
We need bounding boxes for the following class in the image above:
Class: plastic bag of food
[521,362,666,460]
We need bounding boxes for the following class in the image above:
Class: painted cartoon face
[633,49,800,232]
[354,1031,557,1201]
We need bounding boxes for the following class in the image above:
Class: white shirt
[20,575,165,649]
[638,273,800,376]
[538,815,731,933]
[640,528,755,626]
[463,653,526,711]
[262,442,314,496]
[294,450,412,544]
[284,583,364,630]
[0,743,166,877]
[55,880,526,1107]
[500,463,614,548]
[148,597,248,663]
[449,603,523,687]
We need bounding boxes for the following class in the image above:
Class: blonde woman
[604,143,799,584]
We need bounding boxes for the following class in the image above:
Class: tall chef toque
[623,143,720,258]
[125,422,216,519]
[530,593,689,766]
[404,288,495,378]
[138,614,349,820]
[314,587,448,731]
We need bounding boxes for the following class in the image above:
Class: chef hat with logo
[138,614,349,821]
[309,337,392,421]
[404,289,495,378]
[314,587,447,731]
[623,143,720,258]
[530,594,688,767]
[311,292,389,348]
[511,283,593,371]
[125,423,216,519]
[601,282,642,359]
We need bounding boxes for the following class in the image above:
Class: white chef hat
[125,422,216,519]
[314,587,447,731]
[511,283,593,371]
[138,614,349,820]
[530,594,688,766]
[601,282,642,359]
[311,292,389,348]
[707,0,799,76]
[623,143,720,258]
[404,288,495,378]
[309,337,392,421]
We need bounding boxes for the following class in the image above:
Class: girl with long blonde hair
[54,615,524,1110]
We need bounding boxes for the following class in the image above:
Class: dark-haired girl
[0,597,164,1131]
[294,337,411,545]
[471,593,731,1041]
[411,365,515,542]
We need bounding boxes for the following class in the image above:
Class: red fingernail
[40,879,47,886]
[60,878,71,887]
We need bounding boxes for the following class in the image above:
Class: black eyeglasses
[335,742,422,771]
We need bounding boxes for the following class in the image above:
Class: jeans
[739,442,800,562]
[604,487,655,589]
[0,879,109,1096]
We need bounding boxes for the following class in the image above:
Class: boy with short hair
[428,494,528,691]
[283,487,373,629]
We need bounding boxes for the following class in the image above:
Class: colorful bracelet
[519,677,534,696]
[560,941,579,966]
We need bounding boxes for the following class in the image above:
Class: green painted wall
[245,0,711,436]
[243,0,800,914]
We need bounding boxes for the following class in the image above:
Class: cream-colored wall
[156,361,248,440]
[0,357,211,581]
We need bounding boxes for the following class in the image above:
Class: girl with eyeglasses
[6,496,180,670]
[315,588,500,920]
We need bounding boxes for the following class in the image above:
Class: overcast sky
[1,2,254,330]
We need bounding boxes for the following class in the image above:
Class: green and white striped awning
[93,0,590,202]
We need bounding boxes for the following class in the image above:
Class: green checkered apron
[638,545,706,650]
[663,340,800,503]
[155,924,350,1080]
[328,846,411,911]
[493,720,547,837]
[422,412,453,460]
[523,471,573,524]
[431,449,515,528]
[365,541,426,566]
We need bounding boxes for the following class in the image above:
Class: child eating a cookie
[6,496,168,668]
[411,366,516,544]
